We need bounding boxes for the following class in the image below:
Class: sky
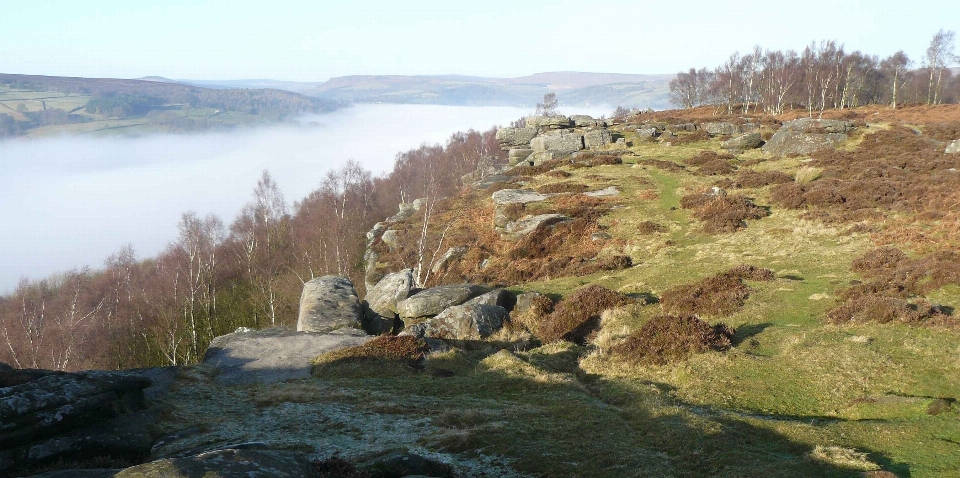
[2,0,957,81]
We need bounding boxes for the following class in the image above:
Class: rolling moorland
[3,37,960,476]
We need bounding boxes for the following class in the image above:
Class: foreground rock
[401,304,508,340]
[530,130,584,156]
[297,275,363,333]
[946,139,960,154]
[114,448,314,478]
[502,213,570,241]
[762,118,854,156]
[203,327,372,383]
[495,126,538,149]
[396,284,490,319]
[704,122,740,136]
[0,371,152,474]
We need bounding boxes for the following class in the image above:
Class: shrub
[684,150,735,166]
[612,314,735,365]
[536,182,589,194]
[671,129,711,145]
[311,456,370,478]
[511,294,555,334]
[539,285,634,344]
[312,336,429,371]
[723,170,793,189]
[637,221,667,234]
[545,170,572,179]
[681,194,770,233]
[640,159,685,172]
[569,153,623,169]
[661,266,774,317]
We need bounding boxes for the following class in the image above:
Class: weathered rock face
[530,130,583,155]
[400,304,507,340]
[704,122,740,136]
[495,127,538,149]
[671,123,697,132]
[0,371,152,474]
[432,246,468,275]
[584,186,620,197]
[721,132,763,150]
[385,198,426,223]
[583,128,613,149]
[502,214,570,241]
[113,448,315,478]
[636,127,659,138]
[945,139,960,154]
[526,115,572,130]
[491,189,551,227]
[513,292,547,316]
[508,148,534,165]
[464,288,510,308]
[203,327,372,383]
[397,284,490,319]
[297,276,363,333]
[364,269,414,319]
[762,118,853,156]
[380,229,402,251]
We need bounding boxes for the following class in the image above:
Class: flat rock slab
[491,189,550,206]
[584,186,620,197]
[203,327,372,384]
[502,214,570,241]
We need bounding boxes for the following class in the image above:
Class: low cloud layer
[0,104,610,292]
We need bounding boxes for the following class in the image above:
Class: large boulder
[502,214,570,241]
[530,130,583,155]
[296,276,363,333]
[0,371,152,474]
[364,269,414,319]
[385,198,426,223]
[464,288,510,308]
[203,327,372,384]
[380,229,402,251]
[945,139,960,154]
[583,128,613,149]
[526,115,572,130]
[431,246,468,275]
[721,132,763,150]
[491,189,551,227]
[570,115,606,127]
[396,284,490,319]
[495,127,538,149]
[400,304,508,340]
[113,448,315,478]
[508,148,534,165]
[762,118,854,156]
[704,122,740,136]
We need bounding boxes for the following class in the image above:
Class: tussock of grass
[794,165,822,184]
[539,285,634,344]
[808,445,880,471]
[680,192,769,233]
[612,314,735,365]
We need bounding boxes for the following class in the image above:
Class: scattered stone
[526,115,572,130]
[741,123,760,134]
[400,304,507,340]
[492,189,551,227]
[762,118,854,156]
[636,127,658,138]
[513,292,547,316]
[584,186,620,197]
[495,127,538,149]
[502,214,571,241]
[357,451,454,478]
[582,128,612,149]
[385,198,426,223]
[365,269,415,319]
[945,139,960,154]
[397,284,490,319]
[782,117,855,134]
[672,123,696,132]
[570,115,605,127]
[591,232,613,241]
[431,246,468,275]
[203,327,372,383]
[297,276,363,333]
[704,122,740,136]
[721,132,762,150]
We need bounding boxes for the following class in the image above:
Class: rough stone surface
[704,122,741,136]
[501,214,570,241]
[464,289,510,308]
[636,127,658,138]
[492,189,551,228]
[385,199,425,223]
[400,304,507,340]
[203,327,372,384]
[431,246,468,275]
[297,275,362,333]
[495,127,538,149]
[513,292,547,316]
[721,132,762,150]
[380,229,402,251]
[508,148,534,165]
[364,269,414,319]
[396,284,490,319]
[357,451,455,478]
[780,117,854,134]
[591,232,613,241]
[671,123,697,132]
[945,139,960,154]
[526,115,572,130]
[530,131,583,155]
[113,449,315,478]
[584,186,620,197]
[583,128,613,149]
[762,130,848,156]
[570,115,606,127]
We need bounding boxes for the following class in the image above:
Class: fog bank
[0,103,610,293]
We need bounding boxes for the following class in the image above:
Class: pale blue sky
[2,0,957,81]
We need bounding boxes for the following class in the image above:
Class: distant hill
[176,72,675,110]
